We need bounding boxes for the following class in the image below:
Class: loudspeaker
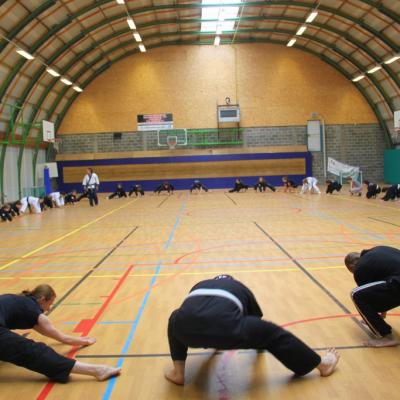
[113,132,122,140]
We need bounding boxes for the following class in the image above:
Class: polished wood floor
[1,188,400,400]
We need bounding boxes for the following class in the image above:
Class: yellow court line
[0,198,138,272]
[0,265,345,280]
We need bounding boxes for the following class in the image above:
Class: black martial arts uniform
[41,196,53,210]
[64,192,77,205]
[129,184,144,197]
[326,180,342,194]
[154,183,174,195]
[254,178,276,192]
[351,246,400,337]
[0,294,75,382]
[190,180,208,193]
[229,181,249,193]
[282,178,298,189]
[381,184,400,201]
[10,201,21,217]
[108,185,127,199]
[365,183,381,199]
[0,206,12,222]
[168,277,321,376]
[76,190,88,202]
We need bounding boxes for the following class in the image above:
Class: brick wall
[58,123,386,181]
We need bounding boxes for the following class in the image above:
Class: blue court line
[102,197,188,400]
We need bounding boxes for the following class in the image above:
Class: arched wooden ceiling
[0,0,399,145]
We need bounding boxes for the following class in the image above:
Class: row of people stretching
[348,178,400,201]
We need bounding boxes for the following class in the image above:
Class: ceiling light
[73,86,83,92]
[352,75,365,82]
[16,49,34,60]
[60,77,73,85]
[287,38,296,47]
[367,65,382,74]
[306,11,318,23]
[46,68,60,77]
[384,55,400,65]
[214,36,221,46]
[133,33,142,42]
[139,44,146,52]
[296,26,307,36]
[116,0,125,4]
[127,18,136,30]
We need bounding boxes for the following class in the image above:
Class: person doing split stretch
[165,275,339,385]
[363,180,381,199]
[345,246,400,347]
[154,182,174,195]
[326,180,342,194]
[190,180,208,193]
[82,168,100,207]
[0,204,13,222]
[282,176,298,193]
[0,284,120,382]
[381,184,400,201]
[107,184,127,199]
[229,179,248,193]
[254,177,276,192]
[129,184,144,197]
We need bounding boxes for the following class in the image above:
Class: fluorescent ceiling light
[60,77,73,85]
[46,68,60,77]
[73,86,83,92]
[133,33,142,42]
[16,49,34,60]
[296,26,307,36]
[352,75,365,82]
[201,0,241,32]
[116,0,125,4]
[306,11,318,23]
[214,36,221,46]
[287,38,296,47]
[384,55,400,65]
[139,44,146,52]
[127,18,136,30]
[367,65,382,74]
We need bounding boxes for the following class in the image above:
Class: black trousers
[0,212,12,222]
[351,280,400,337]
[254,183,276,192]
[0,328,75,382]
[168,311,321,376]
[87,189,98,206]
[76,192,88,202]
[366,187,381,199]
[109,191,127,199]
[326,183,342,194]
[129,188,144,196]
[190,184,208,193]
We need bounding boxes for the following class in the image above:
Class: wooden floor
[1,188,400,400]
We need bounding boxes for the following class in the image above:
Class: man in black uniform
[154,181,174,195]
[229,178,248,193]
[129,184,145,197]
[254,177,276,192]
[345,246,400,347]
[381,184,400,201]
[0,284,120,382]
[165,275,339,385]
[10,200,22,216]
[363,180,381,199]
[325,180,342,194]
[0,204,13,222]
[282,176,298,192]
[107,184,127,199]
[64,190,78,205]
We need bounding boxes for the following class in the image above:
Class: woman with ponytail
[0,284,120,382]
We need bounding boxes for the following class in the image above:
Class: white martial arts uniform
[49,192,64,207]
[82,173,100,189]
[300,177,321,194]
[20,196,42,214]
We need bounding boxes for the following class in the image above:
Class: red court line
[281,312,400,328]
[36,264,134,400]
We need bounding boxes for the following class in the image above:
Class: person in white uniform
[49,192,64,207]
[82,168,100,207]
[300,177,321,194]
[20,196,42,214]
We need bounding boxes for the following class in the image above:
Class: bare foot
[165,369,184,385]
[95,366,121,381]
[364,335,399,348]
[317,348,340,377]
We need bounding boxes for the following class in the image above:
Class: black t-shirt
[0,294,43,329]
[354,246,400,286]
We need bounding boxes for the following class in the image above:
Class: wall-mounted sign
[137,113,173,131]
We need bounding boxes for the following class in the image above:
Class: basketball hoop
[167,136,177,150]
[48,137,62,151]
